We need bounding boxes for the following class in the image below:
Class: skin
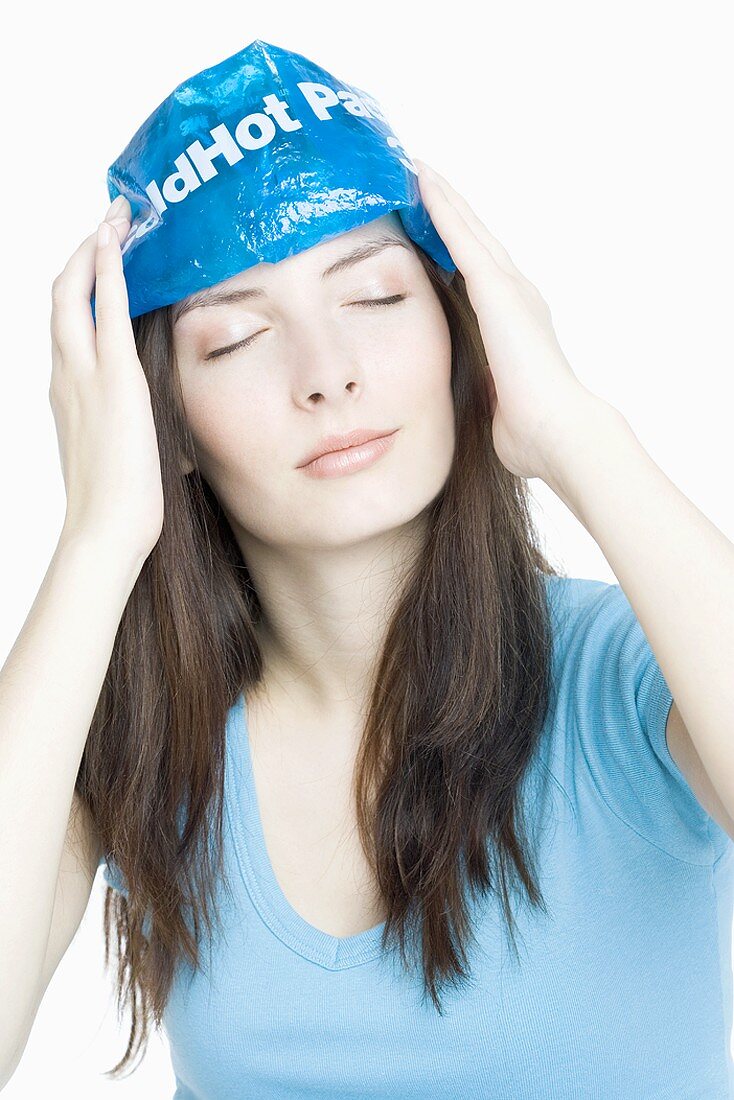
[172,212,455,741]
[412,158,734,842]
[169,159,734,846]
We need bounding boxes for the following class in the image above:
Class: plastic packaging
[90,38,456,322]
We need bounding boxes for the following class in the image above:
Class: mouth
[298,429,400,479]
[297,428,399,468]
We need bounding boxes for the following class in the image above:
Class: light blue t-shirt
[100,574,734,1098]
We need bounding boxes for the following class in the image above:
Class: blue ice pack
[90,38,456,322]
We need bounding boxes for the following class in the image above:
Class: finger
[106,193,131,222]
[50,229,103,370]
[414,159,519,277]
[414,159,512,262]
[93,217,138,364]
[414,164,503,283]
[50,202,132,368]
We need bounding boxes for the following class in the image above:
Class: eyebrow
[171,235,412,326]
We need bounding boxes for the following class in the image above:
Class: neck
[241,513,429,719]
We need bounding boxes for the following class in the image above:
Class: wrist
[539,394,630,506]
[57,523,151,585]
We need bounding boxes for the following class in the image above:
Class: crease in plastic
[90,38,456,323]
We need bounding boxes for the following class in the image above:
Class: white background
[2,0,732,1094]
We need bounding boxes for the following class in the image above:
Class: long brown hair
[75,239,562,1078]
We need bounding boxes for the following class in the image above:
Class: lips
[297,428,398,468]
[299,429,399,479]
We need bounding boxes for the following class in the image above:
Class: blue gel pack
[90,38,456,322]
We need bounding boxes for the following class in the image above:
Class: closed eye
[204,295,408,361]
[350,293,407,309]
[204,331,265,361]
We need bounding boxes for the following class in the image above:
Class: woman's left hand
[413,158,602,483]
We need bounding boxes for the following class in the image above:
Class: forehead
[171,214,416,328]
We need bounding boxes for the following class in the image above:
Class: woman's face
[172,213,455,550]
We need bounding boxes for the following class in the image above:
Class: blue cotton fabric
[99,573,734,1098]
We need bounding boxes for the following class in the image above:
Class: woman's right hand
[49,197,165,566]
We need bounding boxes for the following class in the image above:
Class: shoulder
[541,571,613,614]
[539,572,625,663]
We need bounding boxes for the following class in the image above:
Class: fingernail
[106,195,126,219]
[97,221,111,247]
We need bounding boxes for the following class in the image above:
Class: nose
[289,322,363,406]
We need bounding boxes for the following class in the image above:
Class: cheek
[397,303,453,410]
[181,384,285,485]
[404,309,456,466]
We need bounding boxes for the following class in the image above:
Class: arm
[414,158,734,837]
[0,531,144,1088]
[543,397,734,837]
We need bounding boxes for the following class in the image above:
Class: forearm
[543,395,734,813]
[0,530,144,1069]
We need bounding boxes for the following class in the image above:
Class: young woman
[2,162,733,1097]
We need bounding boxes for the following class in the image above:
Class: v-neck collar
[224,691,388,970]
